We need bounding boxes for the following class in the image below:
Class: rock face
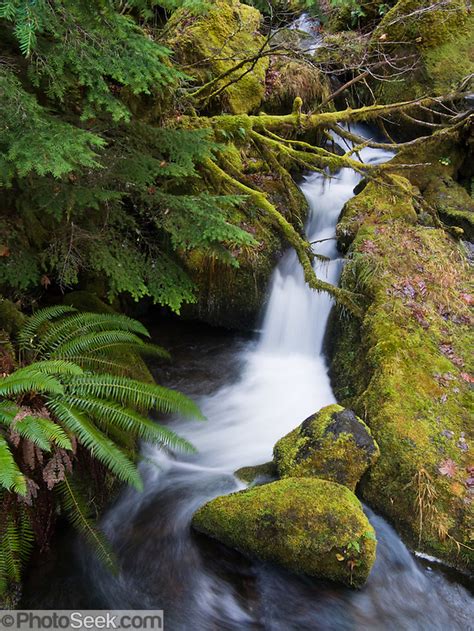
[192,477,377,587]
[273,404,380,491]
[166,0,269,114]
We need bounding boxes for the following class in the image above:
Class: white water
[162,127,393,472]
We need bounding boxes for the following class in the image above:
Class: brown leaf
[0,244,10,257]
[438,458,458,478]
[40,275,51,288]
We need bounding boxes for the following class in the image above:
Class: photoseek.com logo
[0,610,164,630]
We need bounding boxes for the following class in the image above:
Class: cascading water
[23,127,473,629]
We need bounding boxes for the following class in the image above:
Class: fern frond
[13,360,84,378]
[6,415,72,451]
[56,476,116,573]
[0,401,20,423]
[0,435,26,494]
[71,354,134,375]
[63,373,203,419]
[0,371,64,398]
[18,305,77,349]
[0,513,22,591]
[47,400,142,490]
[62,395,196,453]
[37,312,151,354]
[50,330,148,358]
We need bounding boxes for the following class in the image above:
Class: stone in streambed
[234,461,277,484]
[192,477,376,588]
[273,404,380,491]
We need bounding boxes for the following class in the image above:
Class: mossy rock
[273,404,380,491]
[167,0,269,114]
[234,461,277,484]
[330,174,474,570]
[192,477,377,587]
[423,177,474,241]
[264,56,331,114]
[372,0,473,101]
[336,176,418,252]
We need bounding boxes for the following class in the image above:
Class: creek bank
[328,141,473,571]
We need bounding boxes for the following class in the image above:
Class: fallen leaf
[438,459,458,478]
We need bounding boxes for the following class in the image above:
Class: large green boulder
[273,404,380,491]
[192,478,377,587]
[167,0,269,114]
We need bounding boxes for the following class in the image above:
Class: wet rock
[273,404,380,491]
[192,477,377,588]
[234,461,277,484]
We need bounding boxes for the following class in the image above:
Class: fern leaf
[18,305,77,349]
[9,415,72,451]
[47,400,143,490]
[37,312,151,354]
[63,374,203,419]
[62,395,196,453]
[0,371,64,398]
[0,435,26,494]
[13,360,84,378]
[56,476,116,573]
[50,330,147,359]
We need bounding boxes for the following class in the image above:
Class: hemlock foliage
[0,0,254,311]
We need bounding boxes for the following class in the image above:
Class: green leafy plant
[0,306,201,597]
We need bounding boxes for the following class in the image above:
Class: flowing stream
[24,127,473,629]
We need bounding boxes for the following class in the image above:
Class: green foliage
[0,1,257,312]
[0,307,201,595]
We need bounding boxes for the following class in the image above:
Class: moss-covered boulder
[167,0,269,114]
[330,164,474,570]
[192,478,377,587]
[273,404,380,491]
[372,0,473,101]
[234,461,277,484]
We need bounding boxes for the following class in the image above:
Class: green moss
[0,299,25,336]
[373,1,473,101]
[331,180,474,570]
[263,57,331,114]
[273,404,380,491]
[337,177,418,251]
[423,177,474,241]
[167,0,269,114]
[234,461,277,484]
[192,477,377,587]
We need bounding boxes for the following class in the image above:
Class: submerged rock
[234,461,277,484]
[192,477,377,587]
[273,404,380,491]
